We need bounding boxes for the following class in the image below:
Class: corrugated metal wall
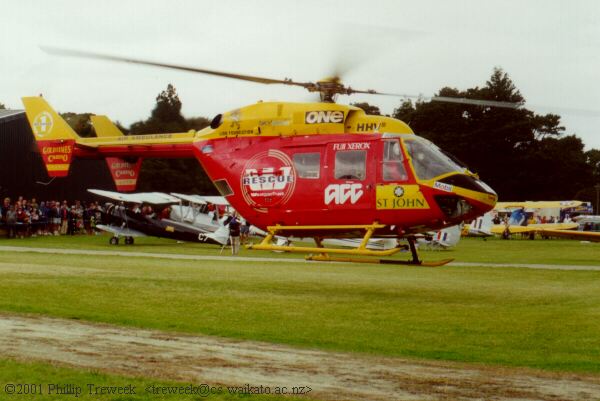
[0,115,114,201]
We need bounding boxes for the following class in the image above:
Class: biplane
[89,189,230,245]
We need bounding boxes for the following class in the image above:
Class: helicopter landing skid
[246,224,453,266]
[305,254,454,267]
[305,236,453,266]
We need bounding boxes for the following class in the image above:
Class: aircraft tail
[91,115,143,192]
[431,225,461,248]
[90,115,125,137]
[468,211,493,236]
[204,225,230,246]
[22,96,78,177]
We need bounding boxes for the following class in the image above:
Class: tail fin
[105,157,143,192]
[468,211,493,236]
[91,115,142,192]
[22,96,77,177]
[204,225,230,246]
[90,115,124,137]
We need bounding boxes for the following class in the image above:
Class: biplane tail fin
[21,96,78,177]
[90,115,143,192]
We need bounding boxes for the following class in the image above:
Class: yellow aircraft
[486,201,599,241]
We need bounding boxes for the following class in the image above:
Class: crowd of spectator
[0,196,103,238]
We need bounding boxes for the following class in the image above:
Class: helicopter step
[247,224,452,266]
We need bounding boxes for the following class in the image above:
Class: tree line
[356,68,599,202]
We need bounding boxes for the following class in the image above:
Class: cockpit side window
[404,137,464,180]
[335,150,366,180]
[382,140,408,182]
[293,152,320,179]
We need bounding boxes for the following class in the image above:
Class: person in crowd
[142,204,155,219]
[71,200,84,234]
[50,201,60,235]
[240,218,251,245]
[15,205,30,238]
[59,201,69,235]
[38,202,49,235]
[6,205,17,238]
[224,212,241,255]
[30,207,40,236]
[206,202,216,222]
[159,206,171,220]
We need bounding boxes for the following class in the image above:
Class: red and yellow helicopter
[22,50,502,266]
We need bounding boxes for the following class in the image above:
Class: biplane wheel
[109,236,119,245]
[125,236,134,245]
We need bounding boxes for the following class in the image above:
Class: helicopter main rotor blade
[431,96,521,109]
[41,46,314,88]
[347,88,521,109]
[41,46,527,110]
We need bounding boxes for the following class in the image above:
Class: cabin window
[293,152,320,179]
[382,140,408,181]
[335,150,366,180]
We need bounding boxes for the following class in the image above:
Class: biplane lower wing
[95,224,146,237]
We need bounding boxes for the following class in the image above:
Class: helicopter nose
[432,174,497,221]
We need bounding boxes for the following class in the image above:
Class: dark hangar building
[0,109,113,201]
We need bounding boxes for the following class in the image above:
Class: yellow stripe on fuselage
[46,164,70,171]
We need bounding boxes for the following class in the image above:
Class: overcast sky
[2,0,599,148]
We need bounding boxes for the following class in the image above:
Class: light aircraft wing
[198,196,230,206]
[490,225,535,234]
[528,223,578,230]
[95,224,146,237]
[170,193,230,206]
[88,189,179,204]
[537,229,600,242]
[490,222,578,236]
[495,201,583,210]
[170,193,207,205]
[573,215,600,224]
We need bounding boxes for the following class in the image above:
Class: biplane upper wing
[199,196,230,206]
[170,193,208,205]
[88,189,180,204]
[171,193,230,206]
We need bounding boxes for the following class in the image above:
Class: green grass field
[4,232,600,265]
[1,235,599,375]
